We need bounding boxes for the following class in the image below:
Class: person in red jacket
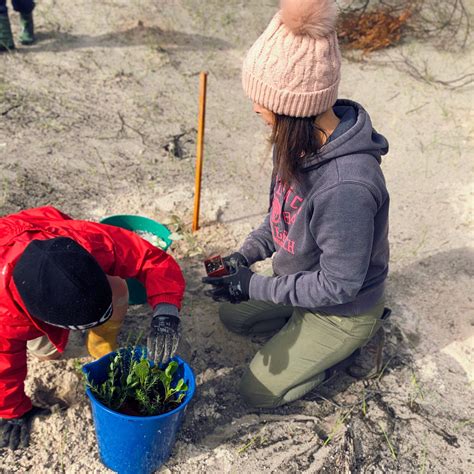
[0,206,185,450]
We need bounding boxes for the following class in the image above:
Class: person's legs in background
[86,276,129,359]
[0,1,15,51]
[12,0,35,45]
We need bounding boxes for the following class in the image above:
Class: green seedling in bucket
[84,347,188,417]
[82,351,195,473]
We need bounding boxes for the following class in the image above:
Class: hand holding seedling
[147,312,181,366]
[0,406,51,450]
[204,252,248,278]
[222,252,248,272]
[203,265,254,304]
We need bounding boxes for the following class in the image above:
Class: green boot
[0,14,15,51]
[19,12,34,45]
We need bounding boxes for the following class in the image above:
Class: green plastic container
[100,215,172,305]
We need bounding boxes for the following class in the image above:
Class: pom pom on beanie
[280,0,338,38]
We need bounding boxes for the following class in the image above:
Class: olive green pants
[219,299,385,408]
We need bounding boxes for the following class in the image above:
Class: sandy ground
[1,0,473,472]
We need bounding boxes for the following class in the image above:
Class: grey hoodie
[240,100,389,316]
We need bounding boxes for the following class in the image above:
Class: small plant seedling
[84,347,188,416]
[409,370,425,407]
[72,358,84,376]
[204,255,229,277]
[323,406,356,446]
[454,418,474,432]
[237,429,267,455]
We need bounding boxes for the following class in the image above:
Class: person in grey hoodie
[203,0,391,408]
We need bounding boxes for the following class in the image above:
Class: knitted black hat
[13,237,113,330]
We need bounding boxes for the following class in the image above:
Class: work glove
[0,406,51,450]
[223,252,248,272]
[202,266,254,304]
[147,306,181,366]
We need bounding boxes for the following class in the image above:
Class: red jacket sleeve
[64,221,186,310]
[0,330,31,419]
[9,206,72,223]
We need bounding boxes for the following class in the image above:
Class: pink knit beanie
[242,0,341,118]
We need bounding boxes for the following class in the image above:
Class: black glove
[0,406,51,450]
[222,252,248,272]
[147,312,181,366]
[202,266,254,304]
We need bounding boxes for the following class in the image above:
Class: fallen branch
[338,0,471,52]
[93,147,113,189]
[1,103,21,116]
[116,111,148,146]
[393,53,474,89]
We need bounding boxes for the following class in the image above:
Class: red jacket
[0,206,185,419]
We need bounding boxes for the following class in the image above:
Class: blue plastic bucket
[99,215,172,305]
[82,352,195,474]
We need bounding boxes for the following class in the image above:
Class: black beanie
[13,237,113,330]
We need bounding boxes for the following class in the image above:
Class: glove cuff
[240,268,253,298]
[224,252,249,273]
[153,303,179,318]
[151,314,181,334]
[230,252,248,266]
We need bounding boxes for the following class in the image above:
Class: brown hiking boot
[347,307,392,378]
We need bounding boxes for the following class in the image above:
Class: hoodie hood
[302,99,389,171]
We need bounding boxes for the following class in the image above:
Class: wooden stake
[192,71,208,232]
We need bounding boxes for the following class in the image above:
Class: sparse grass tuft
[237,429,267,455]
[378,421,398,460]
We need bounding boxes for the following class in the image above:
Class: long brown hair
[270,114,326,187]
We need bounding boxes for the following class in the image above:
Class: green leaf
[174,379,186,392]
[165,361,178,377]
[134,359,151,386]
[175,392,185,404]
[160,369,173,393]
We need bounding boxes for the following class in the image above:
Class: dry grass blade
[378,422,398,460]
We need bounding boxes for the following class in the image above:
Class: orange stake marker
[192,71,208,232]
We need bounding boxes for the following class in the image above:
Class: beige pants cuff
[27,336,58,358]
